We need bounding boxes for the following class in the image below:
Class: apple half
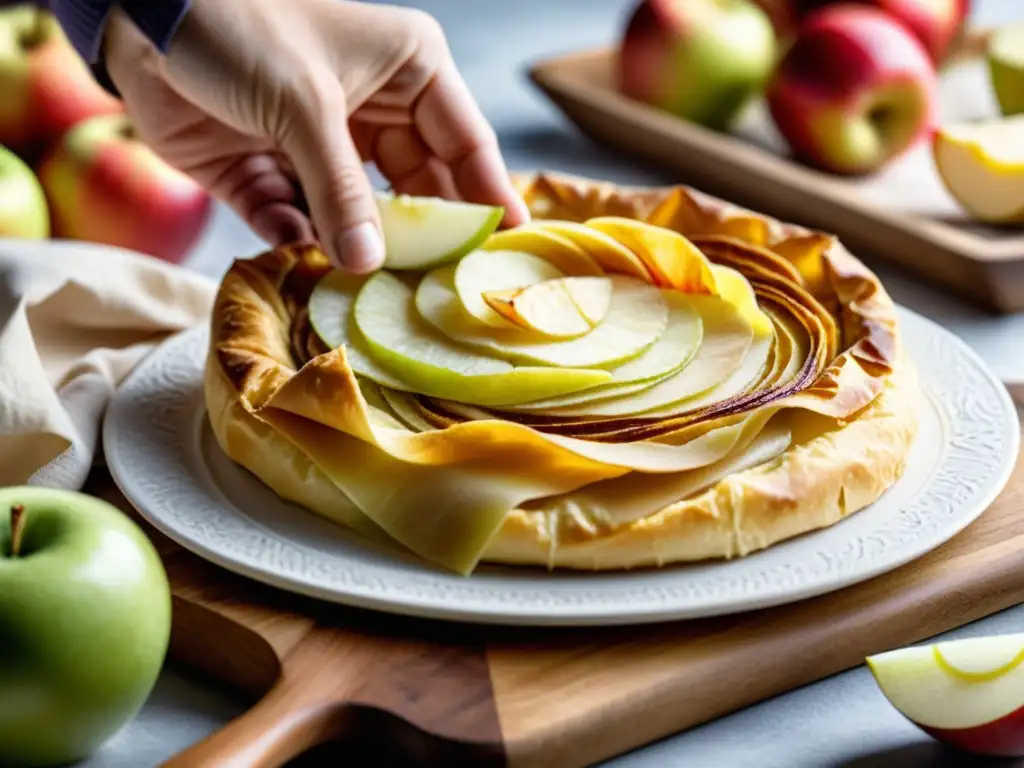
[376,192,504,270]
[933,116,1024,223]
[867,633,1024,756]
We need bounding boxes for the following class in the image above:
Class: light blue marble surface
[84,1,1024,765]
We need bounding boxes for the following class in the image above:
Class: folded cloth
[0,238,215,489]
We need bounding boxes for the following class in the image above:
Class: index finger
[414,61,530,228]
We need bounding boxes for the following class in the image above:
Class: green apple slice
[521,296,755,418]
[989,23,1024,117]
[455,248,564,327]
[307,271,414,392]
[352,272,612,406]
[416,266,669,368]
[506,291,704,410]
[375,191,503,271]
[483,276,613,338]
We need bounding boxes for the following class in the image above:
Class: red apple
[38,113,212,264]
[618,0,778,132]
[791,0,970,65]
[868,633,1024,756]
[0,5,124,161]
[766,4,939,175]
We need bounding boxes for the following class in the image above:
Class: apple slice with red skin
[867,633,1024,756]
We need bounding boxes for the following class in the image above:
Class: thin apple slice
[711,264,774,337]
[521,296,754,418]
[585,217,719,294]
[483,276,612,338]
[495,221,651,280]
[505,291,703,410]
[307,271,415,392]
[416,265,669,368]
[352,272,612,406]
[933,116,1024,223]
[482,226,605,276]
[375,191,504,270]
[454,248,564,328]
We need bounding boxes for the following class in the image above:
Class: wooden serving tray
[527,29,1024,314]
[84,410,1024,768]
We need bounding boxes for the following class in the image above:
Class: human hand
[102,0,530,273]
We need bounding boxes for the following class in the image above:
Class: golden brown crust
[204,172,919,571]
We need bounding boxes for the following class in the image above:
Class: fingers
[278,81,384,274]
[414,61,530,228]
[191,153,315,246]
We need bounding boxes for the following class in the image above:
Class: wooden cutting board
[528,28,1024,314]
[84,411,1024,768]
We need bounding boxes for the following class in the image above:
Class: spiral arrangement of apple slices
[307,216,834,443]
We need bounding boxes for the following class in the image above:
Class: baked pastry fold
[205,173,918,574]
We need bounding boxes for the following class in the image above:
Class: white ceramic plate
[103,308,1019,626]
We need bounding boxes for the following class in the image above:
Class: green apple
[375,191,504,270]
[617,0,778,131]
[0,487,172,767]
[0,143,49,239]
[989,23,1024,117]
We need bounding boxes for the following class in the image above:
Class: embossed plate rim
[103,307,1019,626]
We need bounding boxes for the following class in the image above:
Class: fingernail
[333,222,385,273]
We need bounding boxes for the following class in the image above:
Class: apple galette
[204,172,918,574]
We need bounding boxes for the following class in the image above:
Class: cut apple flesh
[416,265,669,369]
[375,192,504,270]
[512,296,754,418]
[454,248,564,328]
[868,634,1024,734]
[586,217,719,294]
[933,117,1024,222]
[483,276,612,338]
[482,226,605,276]
[307,271,414,392]
[711,264,775,337]
[498,221,653,280]
[936,636,1024,681]
[351,272,612,406]
[507,291,704,410]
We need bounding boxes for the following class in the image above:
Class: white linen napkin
[0,238,215,489]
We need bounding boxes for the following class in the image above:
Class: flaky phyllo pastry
[205,173,918,575]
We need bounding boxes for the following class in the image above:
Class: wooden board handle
[161,674,347,767]
[161,628,367,767]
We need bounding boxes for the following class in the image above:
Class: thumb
[279,84,384,273]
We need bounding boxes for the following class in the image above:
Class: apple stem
[8,504,26,558]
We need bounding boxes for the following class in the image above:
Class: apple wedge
[415,265,669,368]
[933,117,1024,223]
[375,192,504,270]
[867,633,1024,756]
[352,272,612,407]
[483,276,612,338]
